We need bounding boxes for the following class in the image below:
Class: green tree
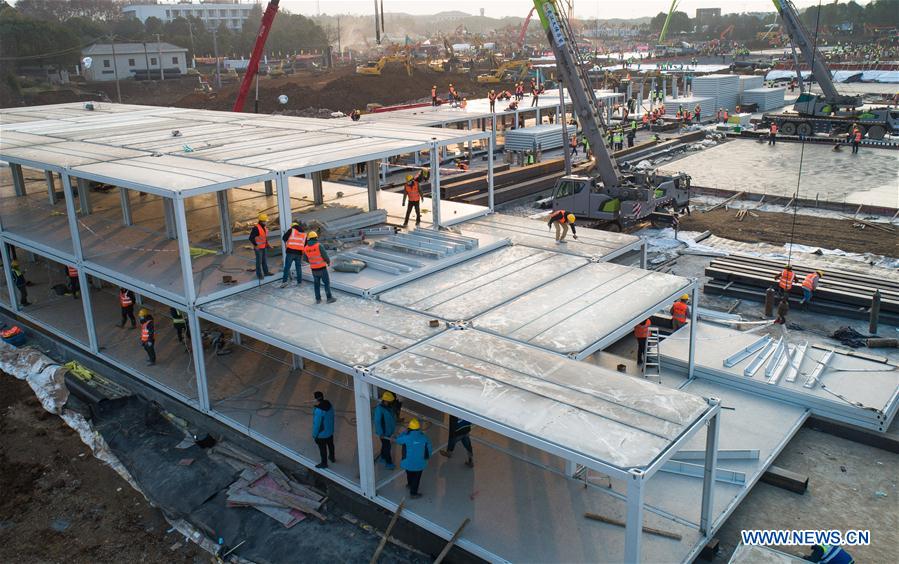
[144,16,163,36]
[0,7,81,69]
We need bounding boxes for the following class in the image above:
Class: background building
[82,42,189,81]
[695,7,722,27]
[123,2,259,30]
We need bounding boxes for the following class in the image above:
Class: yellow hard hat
[680,293,690,301]
[408,418,421,430]
[11,260,19,267]
[291,220,300,226]
[138,308,149,317]
[566,213,576,223]
[307,230,318,239]
[381,391,395,402]
[816,270,824,276]
[258,213,268,222]
[406,174,413,181]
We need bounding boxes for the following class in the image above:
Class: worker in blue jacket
[373,391,397,469]
[805,544,853,564]
[312,391,335,469]
[396,418,432,499]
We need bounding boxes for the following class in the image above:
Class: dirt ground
[0,375,206,564]
[679,208,899,257]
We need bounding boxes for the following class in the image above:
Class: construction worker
[775,265,795,299]
[774,297,790,325]
[440,414,473,467]
[694,103,701,120]
[138,308,155,366]
[670,294,691,331]
[570,134,579,157]
[396,418,432,499]
[768,122,778,145]
[10,260,29,306]
[402,171,425,227]
[488,89,497,113]
[312,391,335,469]
[613,128,623,150]
[799,270,824,305]
[170,307,189,345]
[716,108,723,123]
[350,109,361,122]
[851,126,862,154]
[515,82,524,101]
[249,213,273,280]
[530,84,539,107]
[581,134,591,158]
[455,158,469,171]
[303,231,335,304]
[117,287,136,328]
[806,543,854,564]
[66,265,79,299]
[505,99,519,112]
[642,112,649,129]
[447,83,458,103]
[431,84,438,106]
[634,319,651,365]
[547,210,578,243]
[373,391,397,469]
[280,220,306,288]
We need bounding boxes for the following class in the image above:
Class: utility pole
[373,0,380,45]
[155,33,164,80]
[212,28,221,90]
[337,16,341,60]
[142,42,151,79]
[187,20,195,68]
[109,35,122,103]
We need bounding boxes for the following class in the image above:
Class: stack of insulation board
[662,96,713,121]
[741,87,786,111]
[692,74,740,113]
[503,124,564,152]
[738,75,764,96]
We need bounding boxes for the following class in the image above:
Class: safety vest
[431,87,437,97]
[854,130,862,142]
[120,290,133,308]
[642,114,649,124]
[488,91,496,101]
[140,319,152,343]
[570,136,577,148]
[1,326,23,339]
[67,266,78,278]
[304,242,327,270]
[770,124,778,134]
[556,210,568,224]
[405,181,421,202]
[285,228,307,252]
[818,544,853,564]
[801,272,819,291]
[254,224,268,249]
[723,111,729,120]
[671,301,689,323]
[631,120,637,131]
[778,269,796,290]
[634,320,651,339]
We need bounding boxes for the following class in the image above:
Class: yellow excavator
[477,60,530,83]
[355,55,412,76]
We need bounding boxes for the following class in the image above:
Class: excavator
[533,0,690,230]
[477,60,531,83]
[355,55,413,76]
[761,0,899,140]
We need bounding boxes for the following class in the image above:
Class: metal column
[45,171,57,205]
[76,178,92,215]
[163,197,177,239]
[624,469,645,563]
[353,376,376,498]
[487,135,495,212]
[700,401,721,535]
[559,82,571,177]
[311,171,324,206]
[120,188,133,226]
[216,190,233,254]
[514,110,519,128]
[0,243,20,312]
[10,164,26,196]
[264,179,274,196]
[188,311,210,410]
[688,283,699,378]
[672,75,678,98]
[638,82,644,111]
[429,141,441,228]
[366,160,379,212]
[61,174,98,353]
[466,119,473,154]
[535,107,540,124]
[640,240,648,269]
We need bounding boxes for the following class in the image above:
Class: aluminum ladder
[642,327,661,380]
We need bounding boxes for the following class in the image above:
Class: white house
[122,2,258,31]
[82,42,189,81]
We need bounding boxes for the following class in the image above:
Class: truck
[760,0,899,140]
[534,0,691,230]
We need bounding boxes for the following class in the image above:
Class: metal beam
[264,179,274,196]
[487,134,495,212]
[311,170,324,205]
[687,284,699,378]
[366,160,379,212]
[723,336,771,367]
[429,141,441,228]
[623,470,644,564]
[672,449,759,461]
[662,460,744,486]
[76,177,92,215]
[784,342,808,383]
[640,240,647,269]
[172,197,197,303]
[216,190,233,254]
[10,164,26,196]
[118,186,133,226]
[764,338,787,380]
[804,348,834,389]
[353,374,376,498]
[45,171,57,205]
[188,310,210,411]
[700,408,721,535]
[744,337,778,377]
[77,267,99,353]
[163,197,177,240]
[0,243,20,312]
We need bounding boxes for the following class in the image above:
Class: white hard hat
[278,94,288,105]
[82,57,93,69]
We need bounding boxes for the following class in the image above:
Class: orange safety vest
[431,86,437,97]
[642,114,649,124]
[140,319,152,343]
[304,242,327,270]
[778,269,795,290]
[405,180,421,202]
[671,301,689,323]
[120,290,133,308]
[723,111,729,120]
[801,272,819,291]
[67,266,78,278]
[285,228,307,252]
[554,210,568,224]
[1,326,23,339]
[854,130,862,142]
[488,91,497,101]
[634,320,651,339]
[254,223,268,249]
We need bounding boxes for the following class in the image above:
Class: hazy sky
[283,1,863,19]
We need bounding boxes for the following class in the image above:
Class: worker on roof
[634,319,651,365]
[280,220,306,288]
[373,391,397,470]
[312,391,336,469]
[448,83,458,102]
[670,294,691,331]
[303,231,335,304]
[402,169,428,228]
[396,418,432,499]
[547,210,578,244]
[799,270,824,306]
[170,307,189,347]
[138,308,155,366]
[10,260,29,307]
[66,264,80,299]
[769,122,778,146]
[431,84,438,106]
[249,213,273,281]
[350,109,361,121]
[775,264,795,299]
[694,104,701,120]
[455,158,469,171]
[851,126,862,154]
[117,287,136,328]
[505,99,519,112]
[806,543,854,564]
[530,83,540,107]
[459,97,468,109]
[515,81,524,101]
[488,89,497,113]
[440,414,473,468]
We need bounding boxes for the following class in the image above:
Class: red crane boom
[233,0,280,113]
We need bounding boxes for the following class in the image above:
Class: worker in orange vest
[570,134,579,157]
[280,220,306,288]
[448,83,458,103]
[769,122,778,146]
[775,265,795,299]
[402,169,428,227]
[670,294,691,330]
[634,319,651,365]
[851,127,862,154]
[431,84,438,106]
[547,210,578,243]
[249,213,273,280]
[66,265,80,299]
[303,231,336,304]
[117,287,136,328]
[799,270,824,305]
[138,308,156,365]
[488,89,497,112]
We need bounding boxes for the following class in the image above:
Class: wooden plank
[248,485,326,520]
[370,499,405,564]
[583,512,682,541]
[761,465,809,494]
[704,191,744,213]
[433,518,471,564]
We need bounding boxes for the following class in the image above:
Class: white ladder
[642,327,661,381]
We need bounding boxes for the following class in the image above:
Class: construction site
[0,1,897,563]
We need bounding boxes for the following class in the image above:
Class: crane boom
[532,0,621,188]
[233,0,280,113]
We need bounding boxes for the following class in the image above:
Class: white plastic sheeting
[371,329,710,469]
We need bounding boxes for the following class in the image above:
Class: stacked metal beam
[738,75,764,95]
[692,74,740,113]
[503,124,565,152]
[336,228,479,274]
[741,87,786,111]
[319,210,388,234]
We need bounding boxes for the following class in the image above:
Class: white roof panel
[1,141,148,169]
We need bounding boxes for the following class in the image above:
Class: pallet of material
[741,87,785,111]
[692,74,740,113]
[222,458,326,527]
[504,124,566,152]
[738,75,764,94]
